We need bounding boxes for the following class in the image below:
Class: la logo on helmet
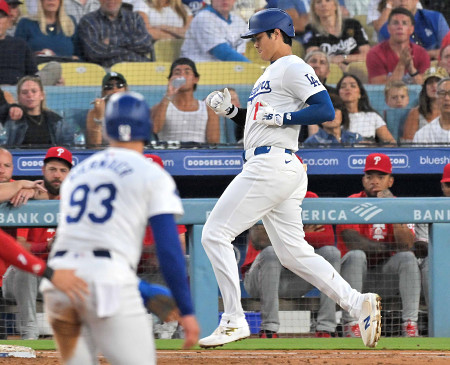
[119,124,131,141]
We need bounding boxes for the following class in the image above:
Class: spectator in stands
[439,44,450,75]
[152,58,220,143]
[5,0,22,36]
[2,146,72,340]
[302,0,370,71]
[402,66,448,142]
[384,81,409,109]
[337,152,420,337]
[233,0,265,22]
[0,0,38,85]
[2,75,72,146]
[180,0,248,62]
[336,74,397,145]
[86,72,129,146]
[15,0,79,61]
[341,0,369,18]
[366,7,430,85]
[242,197,341,338]
[367,0,420,35]
[304,94,363,147]
[277,0,309,41]
[78,0,154,67]
[413,77,450,145]
[378,0,449,60]
[441,32,450,51]
[64,0,100,24]
[135,0,192,41]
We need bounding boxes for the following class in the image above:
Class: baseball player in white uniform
[40,92,199,364]
[200,8,382,348]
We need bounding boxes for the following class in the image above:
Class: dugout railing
[0,198,449,338]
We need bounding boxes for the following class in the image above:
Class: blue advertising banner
[10,147,450,176]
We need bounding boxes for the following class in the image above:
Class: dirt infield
[0,350,449,364]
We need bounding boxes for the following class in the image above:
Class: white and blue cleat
[358,293,382,348]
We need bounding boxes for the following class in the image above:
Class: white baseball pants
[202,149,364,327]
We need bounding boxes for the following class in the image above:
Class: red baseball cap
[441,163,450,183]
[0,0,10,15]
[364,153,392,174]
[144,154,164,168]
[44,147,73,167]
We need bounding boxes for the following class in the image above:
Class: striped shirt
[78,8,154,67]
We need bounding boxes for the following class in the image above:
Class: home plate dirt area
[0,350,449,364]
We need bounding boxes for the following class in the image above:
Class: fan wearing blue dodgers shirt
[200,8,382,349]
[40,92,199,364]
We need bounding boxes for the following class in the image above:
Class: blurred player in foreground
[0,179,88,303]
[200,8,381,349]
[40,91,199,364]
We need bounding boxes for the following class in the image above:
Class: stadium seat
[153,39,183,63]
[353,14,375,45]
[245,41,270,66]
[347,61,369,84]
[110,62,171,85]
[292,39,305,59]
[384,108,411,142]
[196,62,265,85]
[327,63,344,84]
[37,62,107,86]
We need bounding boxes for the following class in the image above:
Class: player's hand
[10,188,35,207]
[254,101,283,126]
[206,88,234,116]
[179,314,200,349]
[51,269,89,303]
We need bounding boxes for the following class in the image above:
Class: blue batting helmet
[241,8,295,39]
[105,91,151,144]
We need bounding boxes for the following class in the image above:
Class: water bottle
[0,127,7,146]
[171,76,186,89]
[74,127,86,148]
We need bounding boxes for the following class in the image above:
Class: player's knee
[258,246,278,263]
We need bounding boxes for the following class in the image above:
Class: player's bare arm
[0,180,46,202]
[50,269,89,302]
[341,229,390,253]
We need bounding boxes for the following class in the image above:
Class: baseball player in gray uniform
[40,92,199,364]
[200,8,382,348]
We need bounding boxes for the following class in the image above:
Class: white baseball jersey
[243,55,326,152]
[48,147,183,270]
[181,8,248,62]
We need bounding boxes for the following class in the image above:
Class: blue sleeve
[282,90,335,125]
[150,214,194,316]
[437,14,450,46]
[378,23,389,42]
[209,43,250,62]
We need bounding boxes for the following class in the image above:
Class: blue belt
[53,250,111,258]
[243,146,293,162]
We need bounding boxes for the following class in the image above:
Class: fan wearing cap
[86,72,129,146]
[402,66,449,142]
[367,7,430,85]
[2,146,73,340]
[152,57,219,144]
[413,76,450,145]
[5,0,22,36]
[336,153,420,337]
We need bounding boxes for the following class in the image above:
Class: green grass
[1,338,449,351]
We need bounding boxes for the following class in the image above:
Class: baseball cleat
[198,324,250,348]
[358,293,382,348]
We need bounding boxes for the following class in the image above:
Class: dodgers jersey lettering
[51,147,183,269]
[244,55,326,152]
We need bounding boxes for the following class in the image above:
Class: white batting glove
[206,87,234,117]
[254,101,284,127]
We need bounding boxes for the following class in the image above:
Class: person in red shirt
[2,146,73,339]
[241,191,340,338]
[367,7,430,85]
[336,153,420,337]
